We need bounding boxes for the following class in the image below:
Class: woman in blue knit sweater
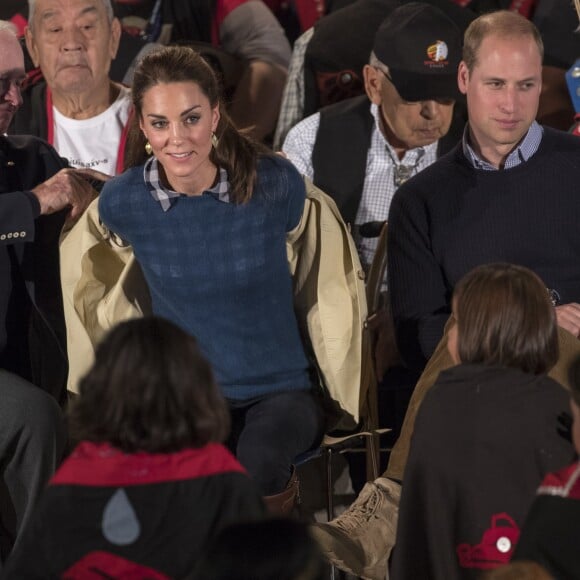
[98,45,324,511]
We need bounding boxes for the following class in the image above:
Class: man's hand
[555,303,580,337]
[31,168,111,219]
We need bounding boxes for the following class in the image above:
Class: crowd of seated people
[308,7,580,580]
[2,0,580,578]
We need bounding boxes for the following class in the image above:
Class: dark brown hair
[125,45,267,203]
[462,10,543,73]
[453,263,558,375]
[69,316,230,452]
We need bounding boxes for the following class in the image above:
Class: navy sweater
[387,127,580,370]
[99,155,312,400]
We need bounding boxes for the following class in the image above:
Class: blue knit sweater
[99,155,312,400]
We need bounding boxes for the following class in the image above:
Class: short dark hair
[69,316,230,452]
[462,10,543,72]
[126,45,265,203]
[453,263,558,375]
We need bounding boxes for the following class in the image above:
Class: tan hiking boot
[310,477,401,580]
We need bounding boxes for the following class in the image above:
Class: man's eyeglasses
[0,76,25,99]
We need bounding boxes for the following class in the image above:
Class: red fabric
[508,0,536,18]
[63,552,170,580]
[51,442,247,487]
[116,105,132,174]
[456,513,520,570]
[293,0,326,30]
[539,462,580,498]
[213,0,248,45]
[264,0,325,31]
[9,13,27,36]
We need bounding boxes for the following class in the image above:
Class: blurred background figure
[113,0,292,143]
[3,317,266,579]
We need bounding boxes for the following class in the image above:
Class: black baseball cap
[373,2,463,102]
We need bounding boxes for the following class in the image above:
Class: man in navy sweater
[389,10,580,372]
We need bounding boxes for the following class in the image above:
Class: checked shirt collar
[144,156,230,211]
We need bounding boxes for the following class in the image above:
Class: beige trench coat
[60,178,367,428]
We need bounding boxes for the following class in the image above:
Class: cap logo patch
[426,40,449,66]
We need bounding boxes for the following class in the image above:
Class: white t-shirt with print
[53,85,131,176]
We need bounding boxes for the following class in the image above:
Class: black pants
[228,390,325,495]
[0,370,66,568]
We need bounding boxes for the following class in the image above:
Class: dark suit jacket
[0,135,68,402]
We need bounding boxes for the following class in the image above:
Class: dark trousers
[0,370,66,568]
[228,390,325,495]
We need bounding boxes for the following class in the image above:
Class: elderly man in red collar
[11,0,131,176]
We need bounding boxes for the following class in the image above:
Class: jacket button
[7,233,12,238]
[13,232,19,238]
[0,234,5,240]
[20,231,26,237]
[496,537,511,553]
[357,269,365,281]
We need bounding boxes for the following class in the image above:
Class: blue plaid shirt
[143,157,230,210]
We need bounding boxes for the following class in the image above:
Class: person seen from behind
[2,316,266,579]
[392,263,575,579]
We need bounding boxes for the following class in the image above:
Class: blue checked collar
[144,156,230,211]
[462,120,543,170]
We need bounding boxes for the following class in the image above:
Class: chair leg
[324,448,339,580]
[367,433,380,480]
[324,447,334,522]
